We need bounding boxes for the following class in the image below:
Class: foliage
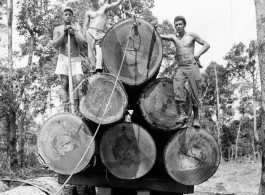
[157,20,176,78]
[201,62,237,125]
[0,0,6,19]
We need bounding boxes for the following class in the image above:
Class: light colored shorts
[55,53,83,76]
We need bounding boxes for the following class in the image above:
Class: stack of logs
[37,18,220,186]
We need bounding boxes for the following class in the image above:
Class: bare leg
[73,74,83,113]
[95,44,103,72]
[192,106,200,128]
[86,31,96,70]
[60,74,69,112]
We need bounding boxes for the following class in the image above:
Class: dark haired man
[51,6,86,112]
[160,16,210,128]
[83,0,124,73]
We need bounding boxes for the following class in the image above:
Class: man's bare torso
[172,32,195,62]
[87,5,108,31]
[56,25,80,57]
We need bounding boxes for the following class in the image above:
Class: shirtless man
[51,6,86,112]
[160,16,210,128]
[83,0,124,73]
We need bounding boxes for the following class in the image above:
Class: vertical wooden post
[214,63,221,160]
[68,33,75,113]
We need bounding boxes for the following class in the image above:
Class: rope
[54,16,135,195]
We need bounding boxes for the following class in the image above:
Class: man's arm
[83,11,90,37]
[160,34,174,41]
[51,27,65,49]
[191,32,210,59]
[106,0,124,11]
[70,23,86,48]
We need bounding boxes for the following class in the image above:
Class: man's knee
[60,75,69,90]
[73,74,83,86]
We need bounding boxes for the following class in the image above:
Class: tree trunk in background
[214,63,222,161]
[253,87,259,142]
[235,120,242,162]
[7,0,13,69]
[254,0,265,194]
[27,33,34,67]
[6,111,18,169]
[17,115,25,168]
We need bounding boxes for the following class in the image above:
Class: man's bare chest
[173,35,194,48]
[89,7,107,19]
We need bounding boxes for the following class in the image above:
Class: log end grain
[37,113,96,174]
[102,18,163,86]
[139,78,192,131]
[99,122,156,179]
[80,73,128,125]
[164,127,220,185]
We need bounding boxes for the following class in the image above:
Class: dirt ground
[190,161,261,195]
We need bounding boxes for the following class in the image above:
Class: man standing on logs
[160,16,210,128]
[52,6,86,113]
[83,0,124,73]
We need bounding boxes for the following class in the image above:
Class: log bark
[80,73,128,125]
[102,18,163,86]
[139,78,192,131]
[164,127,220,185]
[0,177,63,195]
[99,122,156,179]
[37,113,95,174]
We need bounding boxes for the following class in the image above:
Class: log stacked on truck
[164,127,220,185]
[37,17,220,190]
[79,73,128,125]
[37,113,95,174]
[102,17,163,107]
[99,122,156,179]
[138,78,192,131]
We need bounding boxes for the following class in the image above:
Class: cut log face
[99,122,156,179]
[139,78,192,131]
[102,18,163,86]
[80,73,128,125]
[37,113,95,174]
[164,127,221,185]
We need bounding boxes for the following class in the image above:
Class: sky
[151,0,257,69]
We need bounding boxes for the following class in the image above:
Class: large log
[99,122,156,179]
[102,18,163,86]
[102,18,163,107]
[80,73,128,125]
[138,78,192,131]
[37,113,95,174]
[164,127,220,185]
[0,177,63,195]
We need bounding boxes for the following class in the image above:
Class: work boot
[96,69,103,74]
[176,103,188,123]
[192,118,200,128]
[192,107,200,128]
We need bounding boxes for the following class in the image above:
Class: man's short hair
[174,16,186,26]
[62,6,73,15]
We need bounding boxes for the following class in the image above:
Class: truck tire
[77,185,96,195]
[63,185,78,195]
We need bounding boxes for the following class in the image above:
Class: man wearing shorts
[160,16,210,128]
[52,6,86,112]
[83,0,124,73]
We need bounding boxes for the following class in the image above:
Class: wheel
[63,185,78,195]
[77,185,96,195]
